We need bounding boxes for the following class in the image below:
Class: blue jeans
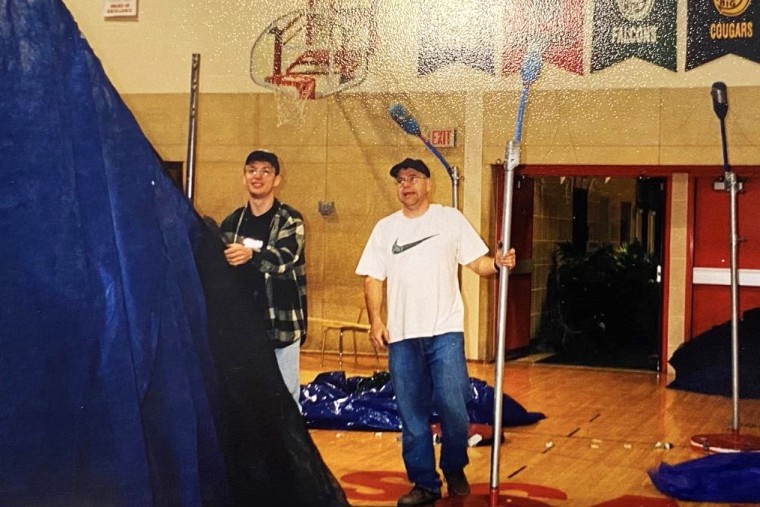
[389,332,472,492]
[274,340,301,411]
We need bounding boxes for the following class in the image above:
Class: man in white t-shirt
[355,158,515,507]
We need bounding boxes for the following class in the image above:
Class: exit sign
[429,128,456,148]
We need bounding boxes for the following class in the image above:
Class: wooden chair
[314,296,379,370]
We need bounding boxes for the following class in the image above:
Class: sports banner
[591,0,677,72]
[501,0,584,76]
[686,0,760,70]
[418,0,497,75]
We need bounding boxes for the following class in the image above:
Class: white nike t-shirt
[355,204,488,343]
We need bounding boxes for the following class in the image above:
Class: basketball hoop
[250,2,377,104]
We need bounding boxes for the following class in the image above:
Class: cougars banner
[591,0,677,72]
[686,0,760,70]
[501,0,584,76]
[418,0,497,75]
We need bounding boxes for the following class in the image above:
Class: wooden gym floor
[301,352,760,507]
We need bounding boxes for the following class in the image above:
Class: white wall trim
[693,267,760,287]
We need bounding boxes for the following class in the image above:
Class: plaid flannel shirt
[222,200,307,347]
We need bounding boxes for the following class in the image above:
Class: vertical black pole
[185,53,200,202]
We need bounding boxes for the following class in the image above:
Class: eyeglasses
[395,175,426,185]
[245,167,275,177]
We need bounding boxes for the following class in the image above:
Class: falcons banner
[591,0,677,72]
[501,0,584,76]
[418,0,497,75]
[686,0,760,70]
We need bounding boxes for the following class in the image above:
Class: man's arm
[465,248,516,276]
[363,276,389,350]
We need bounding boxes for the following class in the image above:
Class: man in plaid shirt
[222,150,307,408]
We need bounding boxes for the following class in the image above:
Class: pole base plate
[436,495,548,506]
[690,432,760,453]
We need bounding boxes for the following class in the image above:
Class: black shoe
[444,469,470,496]
[397,485,442,506]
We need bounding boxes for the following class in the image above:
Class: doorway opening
[530,176,666,371]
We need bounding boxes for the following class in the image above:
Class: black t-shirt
[231,203,278,306]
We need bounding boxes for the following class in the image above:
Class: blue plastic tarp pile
[668,307,760,399]
[649,452,760,503]
[301,371,546,432]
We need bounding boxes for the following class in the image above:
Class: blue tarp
[649,452,760,503]
[301,371,546,432]
[668,307,760,399]
[1,0,227,504]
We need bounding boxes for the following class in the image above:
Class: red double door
[491,167,533,355]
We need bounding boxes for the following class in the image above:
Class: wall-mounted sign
[103,0,138,19]
[428,128,456,148]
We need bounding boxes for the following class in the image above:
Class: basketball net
[273,91,309,128]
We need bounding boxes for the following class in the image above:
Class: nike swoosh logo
[392,235,438,254]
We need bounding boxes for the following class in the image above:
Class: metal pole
[185,53,200,201]
[451,165,460,209]
[726,169,740,431]
[686,84,760,453]
[717,98,740,431]
[486,40,543,499]
[488,138,520,505]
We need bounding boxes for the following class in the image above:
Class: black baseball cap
[390,158,430,178]
[244,150,280,175]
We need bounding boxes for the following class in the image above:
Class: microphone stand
[689,85,760,453]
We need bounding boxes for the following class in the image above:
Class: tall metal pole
[488,135,520,505]
[714,82,740,431]
[438,44,545,507]
[726,169,740,430]
[488,42,541,502]
[689,83,760,453]
[185,53,200,202]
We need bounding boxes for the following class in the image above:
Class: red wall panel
[691,175,760,337]
[491,169,534,353]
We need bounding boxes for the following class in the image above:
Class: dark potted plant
[537,241,658,367]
